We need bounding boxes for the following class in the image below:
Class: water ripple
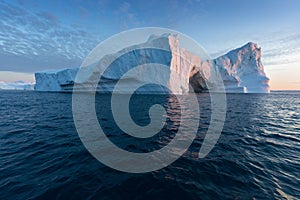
[0,91,299,199]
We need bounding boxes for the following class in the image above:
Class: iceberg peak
[214,41,269,93]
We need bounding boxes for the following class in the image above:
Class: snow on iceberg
[34,34,270,93]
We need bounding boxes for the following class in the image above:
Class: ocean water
[0,90,299,199]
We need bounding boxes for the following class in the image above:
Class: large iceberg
[34,34,269,93]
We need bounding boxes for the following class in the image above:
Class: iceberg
[213,42,270,93]
[34,34,269,93]
[0,81,35,90]
[34,68,78,92]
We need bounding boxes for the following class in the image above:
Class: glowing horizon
[1,63,299,91]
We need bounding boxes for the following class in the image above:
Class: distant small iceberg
[0,81,35,90]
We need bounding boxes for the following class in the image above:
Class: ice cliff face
[35,68,78,91]
[34,35,270,93]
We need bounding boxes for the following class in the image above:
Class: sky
[0,0,299,90]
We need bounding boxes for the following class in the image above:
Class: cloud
[36,11,60,25]
[259,32,300,66]
[79,6,89,17]
[0,2,27,16]
[0,1,102,73]
[119,2,130,12]
[114,2,141,30]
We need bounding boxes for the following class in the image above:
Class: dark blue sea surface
[0,91,299,199]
